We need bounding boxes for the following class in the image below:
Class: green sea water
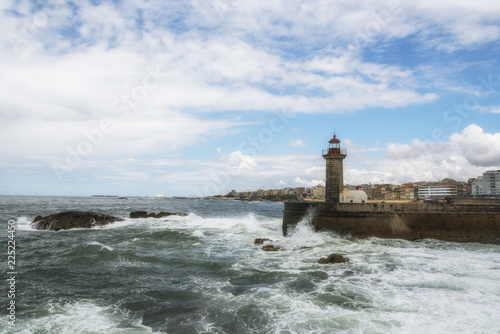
[1,196,500,333]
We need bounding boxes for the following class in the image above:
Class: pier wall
[283,202,500,243]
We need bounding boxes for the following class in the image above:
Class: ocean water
[1,195,500,334]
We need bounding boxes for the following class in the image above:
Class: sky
[1,0,500,197]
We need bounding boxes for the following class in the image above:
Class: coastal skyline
[1,0,500,196]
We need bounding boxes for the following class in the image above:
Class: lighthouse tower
[322,134,347,203]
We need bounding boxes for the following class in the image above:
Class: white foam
[12,216,35,231]
[279,211,347,255]
[192,229,205,238]
[88,241,114,251]
[187,216,500,333]
[149,213,281,245]
[98,218,138,229]
[16,300,152,334]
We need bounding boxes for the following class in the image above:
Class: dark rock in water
[262,244,282,251]
[318,253,348,264]
[254,238,272,245]
[130,211,149,218]
[156,211,188,218]
[31,211,123,231]
[130,211,187,218]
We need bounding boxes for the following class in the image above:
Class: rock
[254,238,272,245]
[318,253,348,264]
[262,244,282,251]
[130,211,149,218]
[156,211,188,218]
[130,211,188,218]
[31,211,123,231]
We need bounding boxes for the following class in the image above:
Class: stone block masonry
[324,156,345,203]
[283,202,500,244]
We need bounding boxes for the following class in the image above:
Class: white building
[472,170,500,198]
[340,190,367,203]
[418,185,457,199]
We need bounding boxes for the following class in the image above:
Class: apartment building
[472,170,500,198]
[418,185,458,199]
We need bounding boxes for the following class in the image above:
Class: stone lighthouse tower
[322,134,347,203]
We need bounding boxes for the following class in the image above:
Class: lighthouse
[322,134,347,203]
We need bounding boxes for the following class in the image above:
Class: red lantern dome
[329,135,341,144]
[328,134,341,154]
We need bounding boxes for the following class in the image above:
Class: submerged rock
[32,211,123,231]
[262,244,282,251]
[255,238,283,251]
[254,238,272,245]
[318,253,349,264]
[130,211,187,218]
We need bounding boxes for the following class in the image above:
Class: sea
[1,195,500,334]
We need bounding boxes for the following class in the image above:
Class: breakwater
[283,201,500,243]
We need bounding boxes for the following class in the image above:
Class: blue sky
[1,0,500,196]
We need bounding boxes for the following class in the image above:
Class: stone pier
[283,201,500,244]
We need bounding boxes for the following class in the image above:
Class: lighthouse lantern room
[328,135,341,154]
[322,134,346,156]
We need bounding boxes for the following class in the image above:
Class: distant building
[472,170,500,198]
[440,178,457,183]
[312,185,325,199]
[435,179,471,197]
[364,188,383,200]
[418,185,457,199]
[373,188,384,200]
[396,185,418,200]
[227,189,238,197]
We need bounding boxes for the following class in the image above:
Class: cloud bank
[1,0,499,195]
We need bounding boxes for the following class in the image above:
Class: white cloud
[227,151,258,171]
[0,111,248,161]
[189,0,500,52]
[12,123,497,196]
[450,124,500,167]
[276,180,287,186]
[386,124,500,170]
[386,140,450,161]
[372,124,500,184]
[473,105,500,114]
[294,177,325,187]
[409,0,500,52]
[342,138,381,153]
[289,139,307,147]
[0,1,446,125]
[154,153,324,195]
[43,123,500,193]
